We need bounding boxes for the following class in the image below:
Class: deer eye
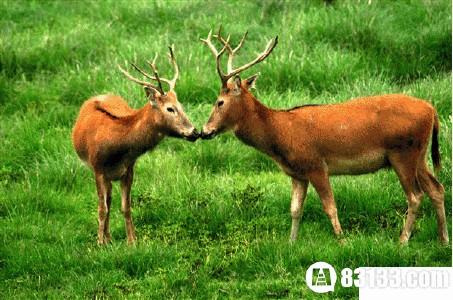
[166,107,175,113]
[217,100,224,107]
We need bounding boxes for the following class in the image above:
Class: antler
[145,46,179,91]
[200,24,278,88]
[117,63,162,93]
[118,46,179,94]
[200,27,231,87]
[213,24,249,74]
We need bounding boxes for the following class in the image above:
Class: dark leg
[309,170,343,236]
[120,167,137,245]
[95,172,111,246]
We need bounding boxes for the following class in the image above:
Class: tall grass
[0,0,451,298]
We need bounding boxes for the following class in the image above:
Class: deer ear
[232,76,242,95]
[243,73,260,90]
[144,87,161,106]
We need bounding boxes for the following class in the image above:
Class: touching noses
[200,123,215,140]
[179,113,199,142]
[186,127,200,142]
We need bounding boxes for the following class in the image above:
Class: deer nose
[200,129,214,140]
[185,128,199,142]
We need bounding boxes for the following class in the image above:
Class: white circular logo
[306,262,337,293]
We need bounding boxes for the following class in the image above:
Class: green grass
[0,0,451,298]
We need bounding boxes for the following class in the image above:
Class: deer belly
[326,151,389,175]
[101,150,133,181]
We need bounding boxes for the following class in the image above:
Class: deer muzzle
[200,126,218,140]
[183,128,200,142]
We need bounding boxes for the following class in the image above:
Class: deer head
[118,47,199,141]
[199,24,278,139]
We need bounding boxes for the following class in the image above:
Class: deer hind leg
[290,179,309,242]
[95,173,112,246]
[389,153,424,244]
[418,163,449,244]
[121,167,137,245]
[309,170,343,236]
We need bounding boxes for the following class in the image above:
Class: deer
[199,25,449,245]
[72,47,199,245]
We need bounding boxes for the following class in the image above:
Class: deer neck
[124,104,164,152]
[234,96,274,152]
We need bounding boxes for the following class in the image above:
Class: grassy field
[0,0,451,298]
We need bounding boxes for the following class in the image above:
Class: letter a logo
[306,262,337,293]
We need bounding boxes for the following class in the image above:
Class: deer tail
[431,111,441,170]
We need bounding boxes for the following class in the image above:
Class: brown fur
[200,25,447,244]
[202,82,448,244]
[73,93,197,245]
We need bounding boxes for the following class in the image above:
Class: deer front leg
[95,172,111,246]
[104,180,112,244]
[309,170,343,236]
[290,179,309,242]
[121,167,137,245]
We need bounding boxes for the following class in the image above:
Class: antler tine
[129,61,154,81]
[203,23,274,86]
[119,47,181,94]
[233,30,249,53]
[117,63,160,91]
[216,34,230,58]
[200,28,231,86]
[216,35,230,85]
[130,47,178,92]
[213,23,231,59]
[146,53,165,95]
[217,23,222,40]
[214,30,249,74]
[200,29,217,56]
[226,35,278,80]
[201,25,278,87]
[167,45,179,90]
